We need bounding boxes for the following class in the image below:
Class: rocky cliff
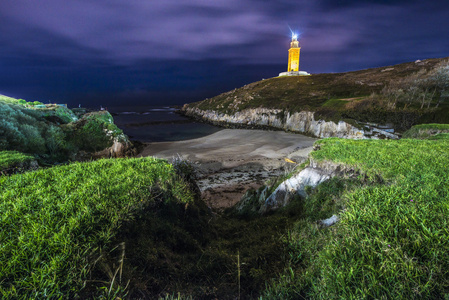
[183,106,398,139]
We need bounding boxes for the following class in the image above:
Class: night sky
[1,0,448,108]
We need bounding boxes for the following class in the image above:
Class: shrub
[0,99,124,161]
[402,123,449,139]
[0,102,67,156]
[64,111,126,153]
[45,126,67,156]
[381,60,449,109]
[29,101,44,106]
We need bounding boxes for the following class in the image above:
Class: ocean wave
[120,112,138,115]
[149,108,177,112]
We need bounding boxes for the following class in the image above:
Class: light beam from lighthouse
[287,33,300,72]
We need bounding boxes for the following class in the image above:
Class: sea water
[109,106,221,142]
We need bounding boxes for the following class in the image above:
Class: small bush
[403,123,449,139]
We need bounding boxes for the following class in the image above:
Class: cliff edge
[183,57,449,138]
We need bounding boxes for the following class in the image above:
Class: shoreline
[138,129,317,209]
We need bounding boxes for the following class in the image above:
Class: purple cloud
[0,0,448,105]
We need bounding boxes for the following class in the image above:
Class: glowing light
[292,33,298,40]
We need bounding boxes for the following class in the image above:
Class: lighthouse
[279,33,310,77]
[288,34,300,72]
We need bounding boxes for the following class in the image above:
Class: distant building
[279,33,310,77]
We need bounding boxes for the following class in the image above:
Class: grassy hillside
[0,156,299,299]
[0,157,198,298]
[0,95,43,107]
[186,57,449,130]
[2,121,448,298]
[263,125,449,299]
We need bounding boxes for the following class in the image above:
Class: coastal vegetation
[0,94,128,167]
[0,95,43,107]
[402,123,449,139]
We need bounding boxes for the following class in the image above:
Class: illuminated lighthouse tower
[279,33,310,77]
[288,34,300,72]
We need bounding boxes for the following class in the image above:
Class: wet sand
[139,129,317,209]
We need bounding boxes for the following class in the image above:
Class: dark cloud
[319,0,419,10]
[0,0,448,107]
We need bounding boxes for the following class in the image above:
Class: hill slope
[184,57,449,133]
[262,126,449,299]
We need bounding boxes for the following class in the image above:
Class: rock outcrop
[92,139,135,158]
[183,107,398,139]
[260,159,355,213]
[261,167,331,213]
[320,215,339,227]
[235,158,357,216]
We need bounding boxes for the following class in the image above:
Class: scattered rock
[320,215,339,227]
[260,159,358,213]
[381,67,395,72]
[261,167,331,213]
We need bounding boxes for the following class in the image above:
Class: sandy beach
[139,129,317,209]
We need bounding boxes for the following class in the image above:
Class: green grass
[429,132,449,140]
[0,151,34,171]
[403,123,449,139]
[0,157,194,299]
[321,98,356,109]
[191,73,376,114]
[264,135,449,299]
